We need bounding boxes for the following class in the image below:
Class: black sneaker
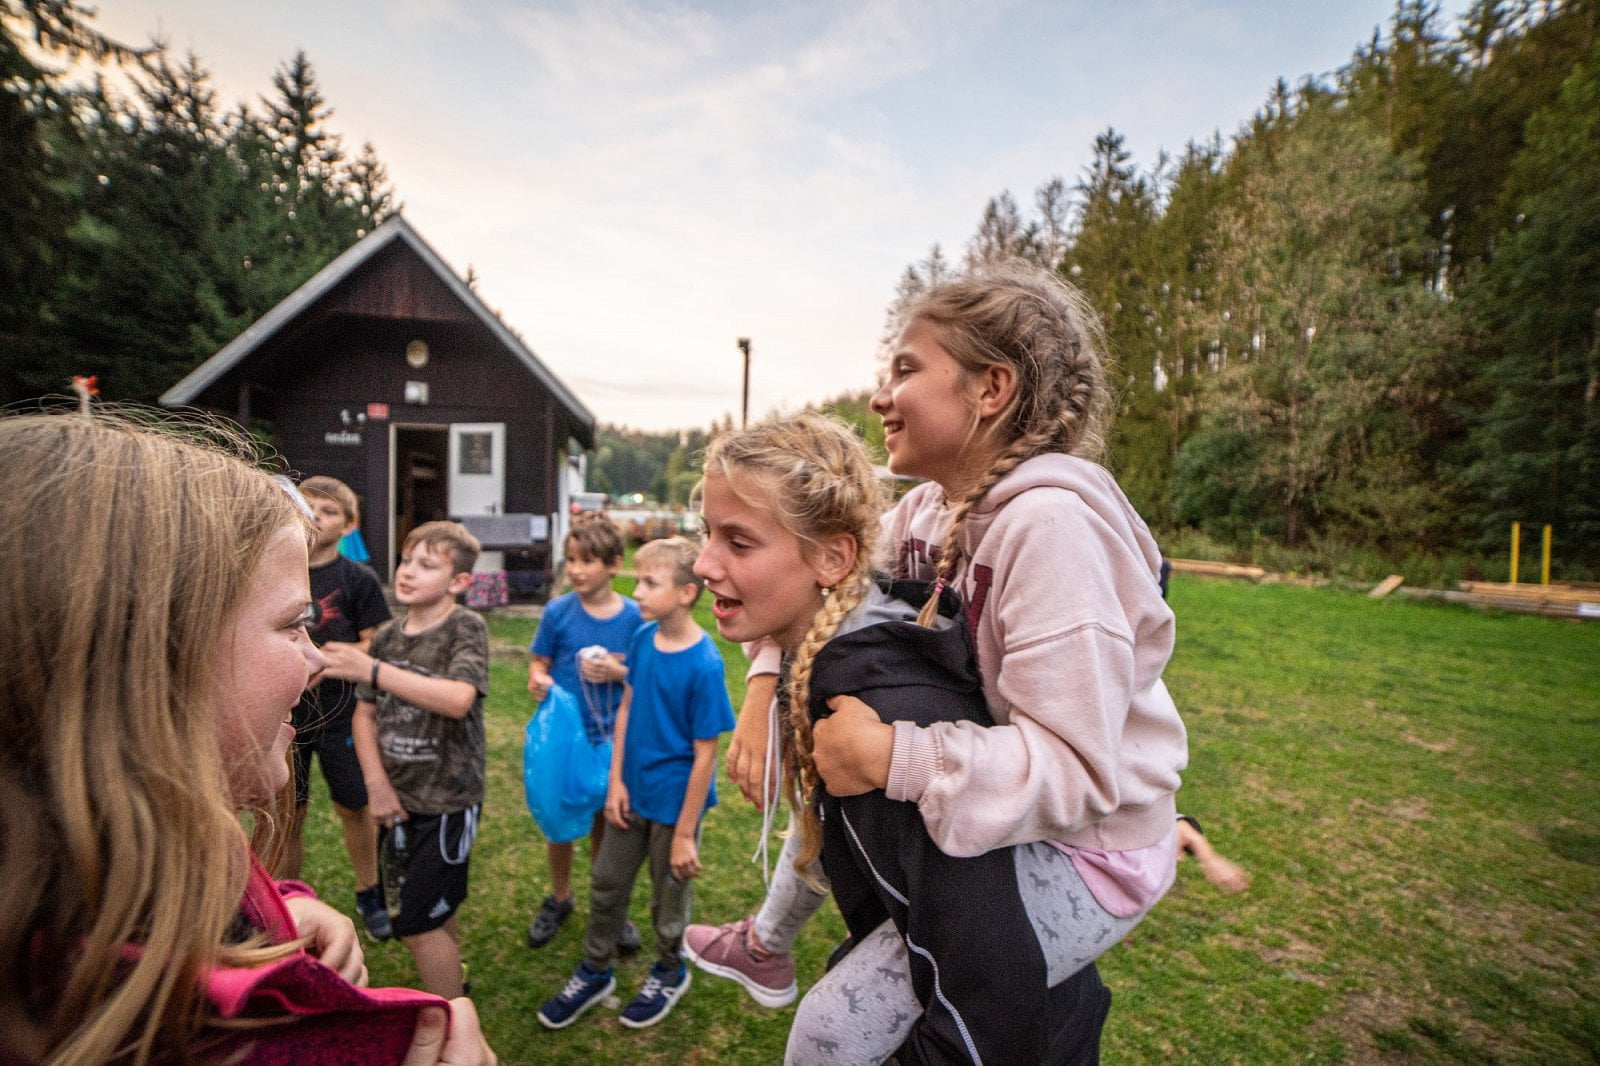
[527,894,574,949]
[355,885,393,941]
[617,918,642,956]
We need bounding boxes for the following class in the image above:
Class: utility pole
[737,337,752,428]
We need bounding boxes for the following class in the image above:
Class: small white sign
[324,431,362,446]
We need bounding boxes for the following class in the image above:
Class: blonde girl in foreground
[0,410,493,1066]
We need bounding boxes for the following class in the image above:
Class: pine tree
[1066,128,1166,515]
[1464,40,1600,568]
[0,0,148,403]
[964,191,1027,270]
[1175,93,1458,549]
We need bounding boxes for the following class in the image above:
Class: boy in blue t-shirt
[538,537,735,1031]
[525,514,646,952]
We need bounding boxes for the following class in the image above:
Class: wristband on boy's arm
[370,660,381,692]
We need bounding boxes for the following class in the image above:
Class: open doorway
[393,425,448,573]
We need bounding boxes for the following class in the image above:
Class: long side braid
[783,556,874,883]
[903,263,1112,627]
[914,425,1058,627]
[699,413,885,883]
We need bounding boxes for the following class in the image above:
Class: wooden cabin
[162,215,594,594]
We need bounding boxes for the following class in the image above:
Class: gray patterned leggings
[783,842,1142,1066]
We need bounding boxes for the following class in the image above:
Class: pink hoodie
[882,453,1187,856]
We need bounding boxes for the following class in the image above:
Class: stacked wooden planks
[1457,581,1600,620]
[1168,559,1267,580]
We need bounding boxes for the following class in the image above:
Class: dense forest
[5,1,1596,579]
[1,1,395,406]
[597,3,1600,579]
[877,0,1600,578]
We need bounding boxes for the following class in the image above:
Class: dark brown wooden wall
[181,236,588,572]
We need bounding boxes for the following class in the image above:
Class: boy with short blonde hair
[538,536,735,1030]
[322,520,489,999]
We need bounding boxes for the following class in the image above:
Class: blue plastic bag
[338,527,371,563]
[523,684,611,844]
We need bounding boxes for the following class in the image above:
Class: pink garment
[208,855,445,1065]
[881,453,1188,855]
[8,855,443,1066]
[1060,825,1179,918]
[742,637,782,680]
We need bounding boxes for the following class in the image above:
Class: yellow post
[1510,521,1521,584]
[1542,525,1552,586]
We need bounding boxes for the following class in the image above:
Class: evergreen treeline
[1,2,394,406]
[588,392,886,508]
[587,423,720,505]
[888,0,1600,577]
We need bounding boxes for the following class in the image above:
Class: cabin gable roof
[160,215,594,437]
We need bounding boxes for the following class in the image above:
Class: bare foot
[1198,853,1250,895]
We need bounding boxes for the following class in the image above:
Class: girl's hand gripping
[401,998,497,1066]
[814,696,894,796]
[284,895,368,986]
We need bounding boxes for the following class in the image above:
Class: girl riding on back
[801,264,1188,1063]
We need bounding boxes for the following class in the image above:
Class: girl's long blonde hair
[900,263,1113,625]
[701,414,884,880]
[0,410,306,1066]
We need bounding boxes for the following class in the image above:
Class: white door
[448,422,505,571]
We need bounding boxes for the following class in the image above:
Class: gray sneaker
[527,894,574,949]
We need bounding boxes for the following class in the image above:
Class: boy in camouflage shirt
[324,520,489,999]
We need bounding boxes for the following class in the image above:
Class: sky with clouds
[93,0,1459,431]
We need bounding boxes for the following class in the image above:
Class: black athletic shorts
[290,708,368,810]
[386,805,481,938]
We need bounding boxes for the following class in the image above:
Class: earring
[819,585,833,601]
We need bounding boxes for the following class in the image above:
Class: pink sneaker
[683,915,797,1008]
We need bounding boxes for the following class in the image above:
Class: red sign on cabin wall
[367,403,390,420]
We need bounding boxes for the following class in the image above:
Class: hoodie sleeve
[886,489,1171,855]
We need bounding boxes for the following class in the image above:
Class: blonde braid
[783,555,875,884]
[700,413,884,885]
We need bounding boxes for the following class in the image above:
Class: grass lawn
[295,576,1600,1064]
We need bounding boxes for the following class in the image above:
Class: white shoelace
[562,970,601,1000]
[751,691,781,886]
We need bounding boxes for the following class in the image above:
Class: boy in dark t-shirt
[323,520,489,1000]
[283,476,392,941]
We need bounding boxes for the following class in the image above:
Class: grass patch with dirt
[295,575,1600,1064]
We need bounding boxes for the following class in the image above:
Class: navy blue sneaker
[618,963,691,1029]
[537,962,615,1030]
[354,885,393,941]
